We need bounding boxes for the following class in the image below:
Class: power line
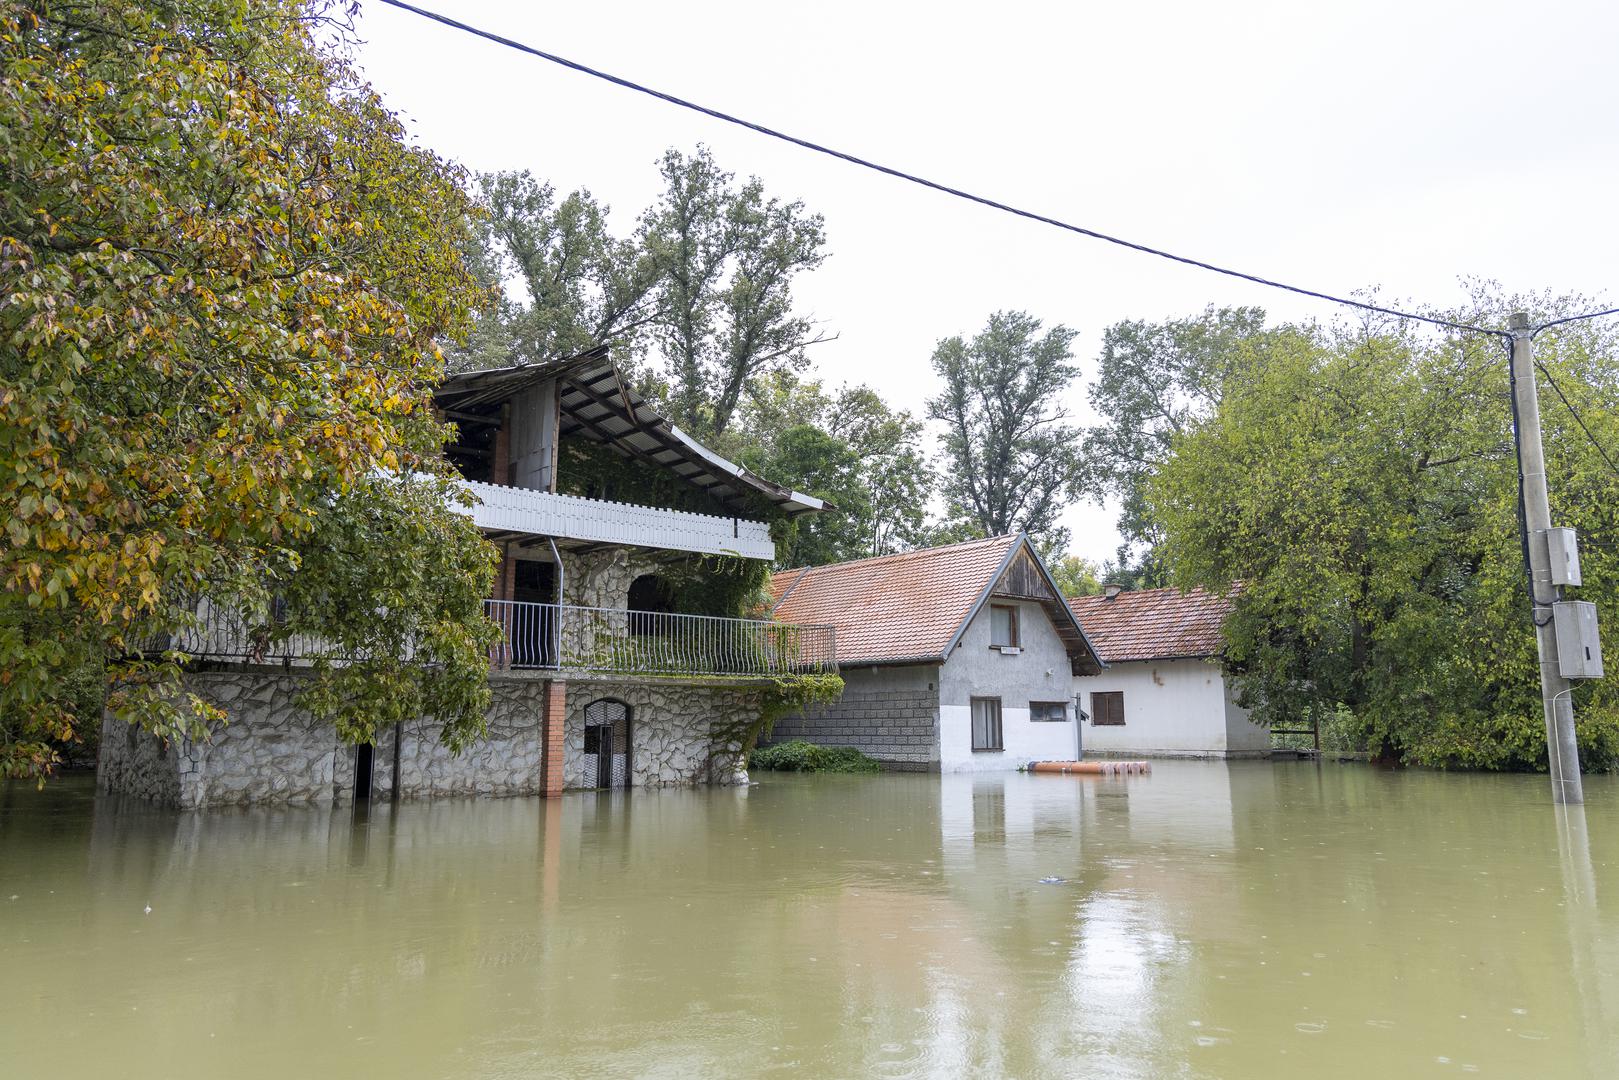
[1535,359,1619,482]
[1533,307,1619,337]
[376,0,1509,339]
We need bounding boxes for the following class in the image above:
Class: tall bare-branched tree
[926,311,1085,552]
[643,147,833,438]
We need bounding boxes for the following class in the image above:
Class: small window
[1092,691,1125,726]
[971,697,1003,751]
[1030,701,1068,723]
[990,604,1020,649]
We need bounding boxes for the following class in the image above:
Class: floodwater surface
[2,762,1617,1079]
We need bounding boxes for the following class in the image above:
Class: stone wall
[97,669,551,809]
[563,680,758,789]
[95,712,185,806]
[377,678,547,800]
[97,667,760,807]
[561,547,653,610]
[764,663,942,772]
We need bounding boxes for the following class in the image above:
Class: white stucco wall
[938,600,1081,772]
[1074,657,1267,757]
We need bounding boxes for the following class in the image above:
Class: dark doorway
[355,743,375,801]
[583,699,632,789]
[627,574,674,636]
[512,559,557,666]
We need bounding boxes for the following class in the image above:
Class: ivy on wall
[556,433,804,596]
[555,434,838,748]
[710,672,846,761]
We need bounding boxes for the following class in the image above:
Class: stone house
[764,534,1106,772]
[1067,585,1268,758]
[98,347,836,807]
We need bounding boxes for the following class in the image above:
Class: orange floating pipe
[1026,759,1151,775]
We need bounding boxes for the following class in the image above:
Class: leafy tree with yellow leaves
[1,0,498,780]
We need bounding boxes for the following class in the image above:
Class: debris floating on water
[1038,877,1066,885]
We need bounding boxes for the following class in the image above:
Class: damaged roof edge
[437,351,828,518]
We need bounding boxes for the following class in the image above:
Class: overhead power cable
[1535,360,1619,482]
[377,0,1515,339]
[1533,307,1619,338]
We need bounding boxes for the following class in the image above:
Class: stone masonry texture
[98,666,762,808]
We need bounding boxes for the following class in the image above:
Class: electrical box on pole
[1508,313,1584,803]
[1553,602,1604,679]
[1544,527,1583,587]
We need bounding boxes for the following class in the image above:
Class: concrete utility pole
[1509,312,1584,804]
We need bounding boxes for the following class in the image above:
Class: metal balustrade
[147,597,324,664]
[146,597,837,681]
[485,600,836,679]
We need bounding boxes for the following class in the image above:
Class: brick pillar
[540,678,567,798]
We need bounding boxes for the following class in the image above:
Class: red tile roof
[1066,586,1234,663]
[769,535,1022,665]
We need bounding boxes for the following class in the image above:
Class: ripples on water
[1,762,1616,1079]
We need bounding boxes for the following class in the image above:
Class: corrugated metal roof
[436,348,826,518]
[768,535,1105,674]
[1066,586,1235,663]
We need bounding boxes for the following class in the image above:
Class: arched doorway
[627,573,674,636]
[583,698,633,789]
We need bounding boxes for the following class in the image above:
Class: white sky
[353,0,1619,564]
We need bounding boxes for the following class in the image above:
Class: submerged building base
[97,668,759,809]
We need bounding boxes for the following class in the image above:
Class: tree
[1082,306,1270,585]
[448,171,658,372]
[1047,555,1104,598]
[1149,303,1619,770]
[0,0,496,780]
[927,311,1085,551]
[732,373,932,564]
[643,147,833,438]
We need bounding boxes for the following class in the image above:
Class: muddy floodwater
[2,762,1617,1079]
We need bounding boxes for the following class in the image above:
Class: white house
[765,534,1107,772]
[1067,585,1269,758]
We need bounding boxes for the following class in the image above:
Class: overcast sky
[352,0,1619,564]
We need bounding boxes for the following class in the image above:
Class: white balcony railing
[456,481,776,560]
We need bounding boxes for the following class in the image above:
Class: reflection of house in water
[98,348,836,808]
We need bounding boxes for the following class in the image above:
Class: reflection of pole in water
[348,794,371,867]
[1553,800,1612,1079]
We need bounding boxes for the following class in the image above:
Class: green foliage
[272,475,499,751]
[749,738,881,774]
[461,147,831,442]
[731,372,931,565]
[556,434,741,518]
[447,170,658,372]
[644,147,831,439]
[1047,554,1105,598]
[927,311,1085,551]
[0,0,490,779]
[1083,307,1270,578]
[1149,291,1619,772]
[701,672,846,768]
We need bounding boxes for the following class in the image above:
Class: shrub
[749,740,881,774]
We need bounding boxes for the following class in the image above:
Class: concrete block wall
[764,664,942,772]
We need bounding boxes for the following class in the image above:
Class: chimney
[1102,582,1125,600]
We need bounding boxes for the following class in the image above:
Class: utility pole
[1509,312,1584,804]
